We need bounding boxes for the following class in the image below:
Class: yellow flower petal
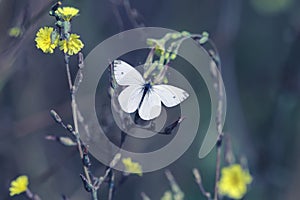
[59,33,84,55]
[9,175,29,196]
[56,7,79,21]
[122,157,143,176]
[35,27,58,54]
[218,164,252,199]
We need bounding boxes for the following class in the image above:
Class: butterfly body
[139,82,152,108]
[113,60,189,120]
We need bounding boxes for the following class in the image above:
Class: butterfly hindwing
[118,85,144,113]
[152,85,189,107]
[138,91,162,120]
[113,60,145,86]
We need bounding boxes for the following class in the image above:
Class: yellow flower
[56,7,79,21]
[35,27,58,53]
[9,175,29,196]
[122,157,143,176]
[59,34,84,55]
[218,164,252,199]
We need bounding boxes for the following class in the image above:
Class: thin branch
[64,54,95,199]
[193,168,211,200]
[26,189,41,200]
[212,48,224,200]
[141,192,151,200]
[108,171,115,200]
[224,134,235,165]
[165,170,184,200]
[95,153,121,189]
[214,141,222,200]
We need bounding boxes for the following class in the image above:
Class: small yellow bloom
[9,175,29,196]
[122,157,143,176]
[35,27,58,53]
[218,164,252,199]
[56,7,79,21]
[59,33,84,55]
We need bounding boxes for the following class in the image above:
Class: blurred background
[1,0,300,199]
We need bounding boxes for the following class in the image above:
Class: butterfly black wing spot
[121,72,124,75]
[173,96,176,99]
[113,60,121,65]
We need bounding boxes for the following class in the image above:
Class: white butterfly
[113,60,189,121]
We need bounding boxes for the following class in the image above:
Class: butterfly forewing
[152,85,189,107]
[113,60,145,86]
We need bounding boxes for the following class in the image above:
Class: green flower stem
[26,189,33,199]
[143,62,157,80]
[153,64,167,84]
[92,189,98,200]
[144,47,155,70]
[146,33,205,84]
